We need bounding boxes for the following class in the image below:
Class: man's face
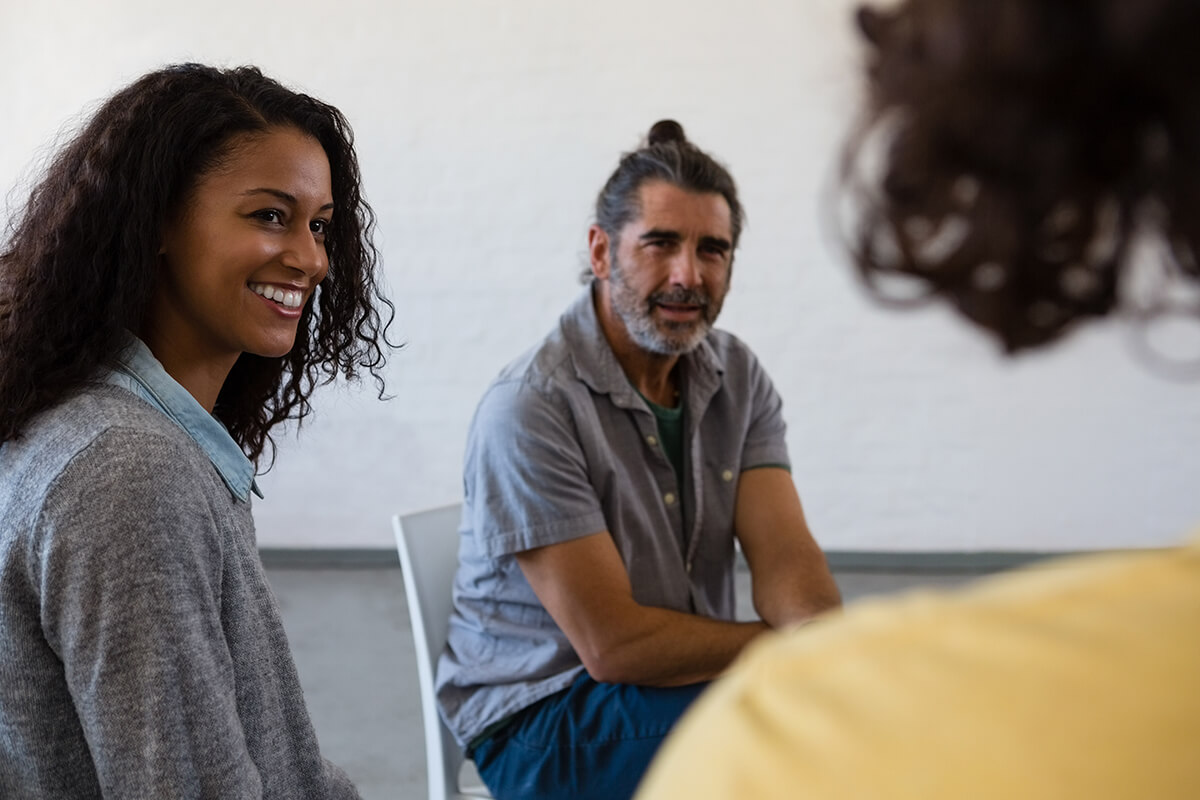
[601,180,734,356]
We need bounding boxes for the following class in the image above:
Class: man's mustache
[649,288,710,308]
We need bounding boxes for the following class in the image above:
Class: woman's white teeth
[249,283,303,309]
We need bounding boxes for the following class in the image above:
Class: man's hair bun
[646,119,687,146]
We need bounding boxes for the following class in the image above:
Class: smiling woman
[148,127,336,411]
[0,64,390,798]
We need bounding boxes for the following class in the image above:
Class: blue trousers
[471,672,709,800]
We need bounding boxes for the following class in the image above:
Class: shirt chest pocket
[689,456,739,563]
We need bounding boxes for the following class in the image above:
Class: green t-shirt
[639,391,685,486]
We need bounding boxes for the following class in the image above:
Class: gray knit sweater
[0,382,359,799]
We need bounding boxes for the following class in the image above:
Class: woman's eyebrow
[241,187,334,211]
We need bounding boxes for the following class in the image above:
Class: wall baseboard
[823,550,1072,573]
[258,547,1079,573]
[260,548,400,568]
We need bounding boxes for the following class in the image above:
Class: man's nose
[668,250,701,287]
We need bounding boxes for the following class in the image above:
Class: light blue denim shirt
[103,334,261,502]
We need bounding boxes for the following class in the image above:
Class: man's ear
[587,225,612,280]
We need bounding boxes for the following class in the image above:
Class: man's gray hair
[582,120,744,283]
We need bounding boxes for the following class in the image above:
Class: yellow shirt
[638,538,1200,799]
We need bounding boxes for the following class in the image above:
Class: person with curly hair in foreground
[637,1,1200,797]
[0,64,391,798]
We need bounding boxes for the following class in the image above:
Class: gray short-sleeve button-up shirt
[435,286,791,746]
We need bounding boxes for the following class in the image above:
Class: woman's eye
[311,219,330,236]
[253,209,284,225]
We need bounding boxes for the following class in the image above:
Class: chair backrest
[393,505,492,800]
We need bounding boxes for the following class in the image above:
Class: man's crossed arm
[515,466,841,687]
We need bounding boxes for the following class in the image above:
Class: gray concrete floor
[266,566,984,800]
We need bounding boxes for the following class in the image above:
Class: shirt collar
[561,283,724,406]
[103,333,261,502]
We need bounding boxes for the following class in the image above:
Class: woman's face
[146,126,333,401]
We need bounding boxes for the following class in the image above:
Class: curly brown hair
[0,64,393,464]
[844,0,1200,353]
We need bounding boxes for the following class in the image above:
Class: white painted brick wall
[4,0,1198,550]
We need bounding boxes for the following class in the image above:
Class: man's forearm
[733,467,842,629]
[754,581,841,629]
[577,606,769,687]
[751,554,842,629]
[516,531,773,688]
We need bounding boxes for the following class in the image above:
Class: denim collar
[103,333,261,502]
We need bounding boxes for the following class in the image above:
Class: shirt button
[722,470,734,482]
[664,492,676,506]
[646,435,658,447]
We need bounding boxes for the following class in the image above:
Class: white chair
[393,505,494,800]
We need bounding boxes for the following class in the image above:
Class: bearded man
[435,120,841,800]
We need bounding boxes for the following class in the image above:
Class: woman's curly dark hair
[843,0,1200,352]
[0,63,393,464]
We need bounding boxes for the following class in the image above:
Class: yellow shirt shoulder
[638,540,1200,799]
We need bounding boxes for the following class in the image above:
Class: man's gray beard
[609,261,714,356]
